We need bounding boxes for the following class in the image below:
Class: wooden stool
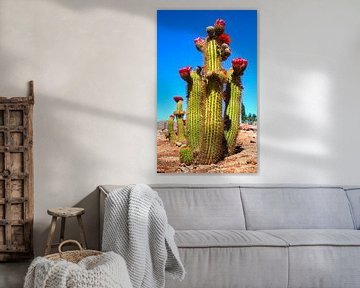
[45,207,87,255]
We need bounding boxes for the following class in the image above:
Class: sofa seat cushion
[260,230,360,288]
[175,230,288,248]
[262,229,360,246]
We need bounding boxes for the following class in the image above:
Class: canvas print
[157,10,257,173]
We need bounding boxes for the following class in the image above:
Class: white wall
[0,0,359,255]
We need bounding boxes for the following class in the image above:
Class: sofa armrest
[98,186,109,250]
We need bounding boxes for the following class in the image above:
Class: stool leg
[45,216,57,255]
[77,215,87,249]
[60,217,66,243]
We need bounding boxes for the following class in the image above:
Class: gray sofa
[99,185,360,288]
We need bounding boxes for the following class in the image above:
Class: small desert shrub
[179,147,193,165]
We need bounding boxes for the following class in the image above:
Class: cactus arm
[224,69,242,155]
[176,112,186,142]
[176,100,183,112]
[204,39,221,74]
[173,96,186,143]
[186,71,203,150]
[167,116,176,143]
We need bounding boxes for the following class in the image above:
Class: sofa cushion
[261,229,360,246]
[153,186,246,230]
[288,246,360,288]
[241,187,355,230]
[165,247,288,288]
[261,230,360,288]
[175,230,288,248]
[345,188,360,229]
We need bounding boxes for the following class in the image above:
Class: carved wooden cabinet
[0,82,34,261]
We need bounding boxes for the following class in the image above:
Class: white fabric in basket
[24,251,132,288]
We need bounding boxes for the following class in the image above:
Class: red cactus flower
[194,37,204,45]
[218,33,231,44]
[169,114,175,119]
[179,66,192,79]
[215,19,226,28]
[183,119,186,125]
[194,37,205,52]
[232,58,248,73]
[173,96,184,102]
[232,58,247,67]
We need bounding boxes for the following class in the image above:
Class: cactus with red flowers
[198,19,228,163]
[171,18,248,164]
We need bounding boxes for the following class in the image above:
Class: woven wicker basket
[45,240,102,263]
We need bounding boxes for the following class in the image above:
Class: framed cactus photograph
[157,10,257,173]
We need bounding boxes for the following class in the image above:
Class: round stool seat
[47,207,85,218]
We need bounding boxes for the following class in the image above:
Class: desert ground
[157,124,257,173]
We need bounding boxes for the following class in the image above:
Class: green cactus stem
[225,58,248,155]
[175,113,186,142]
[176,98,183,111]
[198,78,225,164]
[167,115,176,143]
[224,69,242,155]
[183,69,202,151]
[179,147,193,165]
[204,39,221,74]
[173,96,186,143]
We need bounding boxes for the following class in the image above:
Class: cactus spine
[224,69,242,155]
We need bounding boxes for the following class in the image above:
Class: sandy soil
[157,124,257,173]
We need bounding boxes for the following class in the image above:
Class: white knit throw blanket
[102,184,185,288]
[24,252,133,288]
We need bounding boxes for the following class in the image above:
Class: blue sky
[157,10,257,120]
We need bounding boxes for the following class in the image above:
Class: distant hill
[157,120,167,130]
